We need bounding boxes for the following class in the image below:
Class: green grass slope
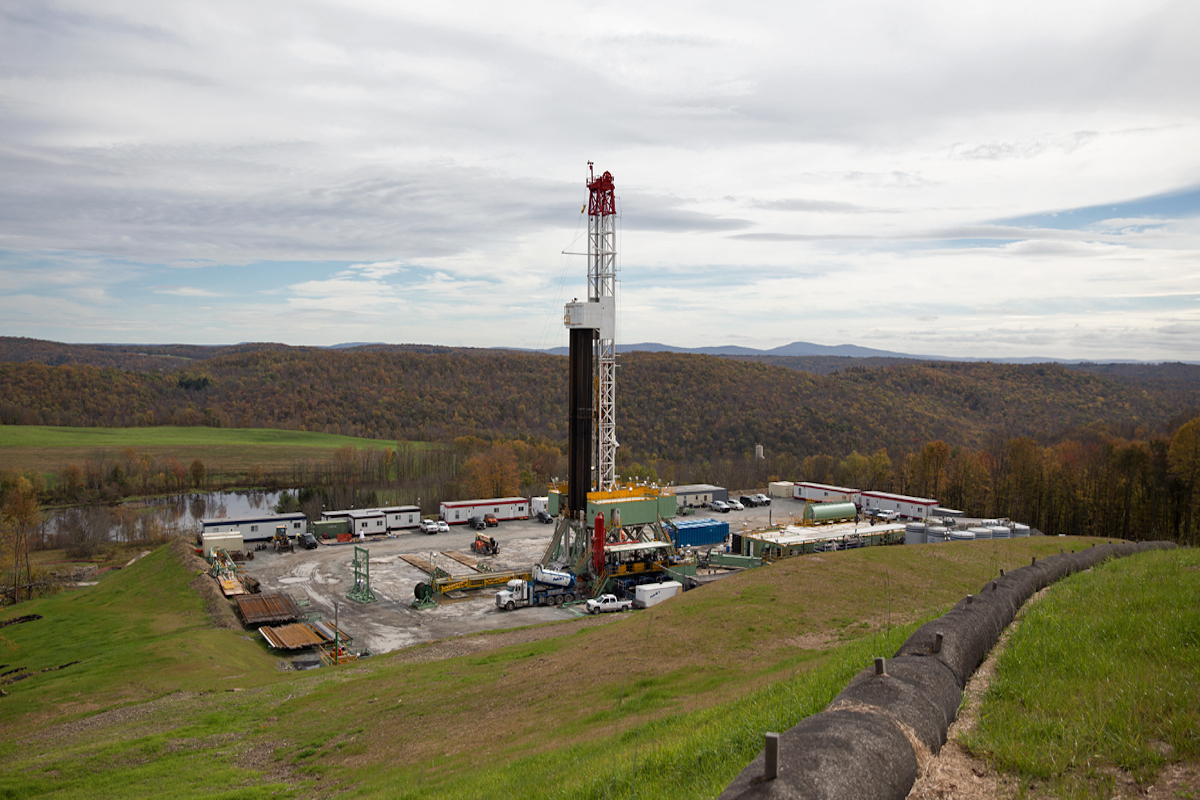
[968,546,1200,797]
[0,536,1167,799]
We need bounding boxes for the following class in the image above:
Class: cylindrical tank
[949,529,977,542]
[905,522,926,545]
[534,564,574,588]
[1013,523,1031,537]
[804,502,857,524]
[926,526,948,543]
[989,525,1010,539]
[970,526,992,540]
[592,512,605,575]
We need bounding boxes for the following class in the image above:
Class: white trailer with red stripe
[439,497,530,525]
[858,491,938,521]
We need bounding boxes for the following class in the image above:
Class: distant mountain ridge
[537,340,1190,364]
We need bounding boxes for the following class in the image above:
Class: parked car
[469,516,487,530]
[536,510,553,524]
[726,498,744,511]
[420,518,439,534]
[484,513,499,527]
[709,500,731,513]
[297,532,319,550]
[739,495,759,508]
[753,493,771,506]
[436,520,450,533]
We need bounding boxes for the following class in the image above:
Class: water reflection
[46,490,288,543]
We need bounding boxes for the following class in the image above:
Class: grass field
[966,546,1200,798]
[0,425,418,476]
[0,535,1144,799]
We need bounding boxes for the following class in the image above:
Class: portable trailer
[201,512,307,543]
[439,497,529,525]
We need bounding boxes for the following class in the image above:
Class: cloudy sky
[2,0,1198,361]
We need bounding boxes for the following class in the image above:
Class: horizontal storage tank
[969,526,992,540]
[989,525,1010,539]
[804,502,857,524]
[926,526,948,543]
[949,529,976,542]
[1013,523,1031,537]
[905,522,926,545]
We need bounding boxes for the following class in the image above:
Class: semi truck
[495,565,578,611]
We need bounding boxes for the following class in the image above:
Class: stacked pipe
[719,540,1177,800]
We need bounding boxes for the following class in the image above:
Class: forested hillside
[2,339,1198,466]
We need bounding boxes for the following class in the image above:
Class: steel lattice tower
[586,164,618,492]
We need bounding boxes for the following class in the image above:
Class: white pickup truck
[585,594,633,615]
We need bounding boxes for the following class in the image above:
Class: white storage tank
[926,526,948,543]
[1013,523,1031,537]
[950,529,977,542]
[970,526,993,540]
[989,525,1010,539]
[905,522,927,545]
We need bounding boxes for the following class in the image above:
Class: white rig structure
[564,163,619,492]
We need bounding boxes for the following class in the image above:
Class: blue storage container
[670,517,729,547]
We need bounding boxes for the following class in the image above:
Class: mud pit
[240,518,580,659]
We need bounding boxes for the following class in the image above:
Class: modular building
[859,491,938,520]
[793,482,859,504]
[346,509,387,537]
[670,517,729,548]
[439,497,529,524]
[201,512,307,542]
[768,481,794,498]
[322,506,421,532]
[673,484,727,508]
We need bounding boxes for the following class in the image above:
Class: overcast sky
[2,0,1199,361]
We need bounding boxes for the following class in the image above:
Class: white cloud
[0,0,1197,359]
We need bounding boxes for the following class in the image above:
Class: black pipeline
[719,540,1177,800]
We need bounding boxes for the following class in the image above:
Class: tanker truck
[495,565,579,611]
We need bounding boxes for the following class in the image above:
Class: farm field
[0,425,412,475]
[4,536,1190,798]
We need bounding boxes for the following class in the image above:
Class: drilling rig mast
[586,164,618,492]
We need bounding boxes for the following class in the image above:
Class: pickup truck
[585,594,633,615]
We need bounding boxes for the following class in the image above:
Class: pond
[45,490,291,545]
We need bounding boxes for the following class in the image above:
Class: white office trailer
[200,512,307,542]
[858,491,938,521]
[530,496,549,516]
[321,505,421,532]
[347,509,387,536]
[439,497,530,524]
[793,481,859,504]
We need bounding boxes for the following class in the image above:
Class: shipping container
[670,517,729,547]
